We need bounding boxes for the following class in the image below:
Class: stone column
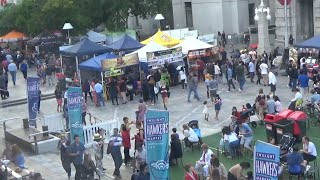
[314,0,320,35]
[257,4,271,55]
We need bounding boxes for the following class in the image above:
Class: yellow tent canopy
[141,30,181,48]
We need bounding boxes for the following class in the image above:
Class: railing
[0,117,22,136]
[29,131,52,155]
[83,119,119,148]
[43,114,65,132]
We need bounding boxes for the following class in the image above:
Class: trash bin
[264,109,294,144]
[274,119,294,142]
[287,111,308,142]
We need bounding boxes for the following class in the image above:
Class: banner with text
[145,109,170,180]
[101,53,139,71]
[27,77,40,127]
[146,47,183,66]
[67,87,84,143]
[254,140,280,180]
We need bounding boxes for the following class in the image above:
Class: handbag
[154,87,159,94]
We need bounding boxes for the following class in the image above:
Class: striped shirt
[109,135,122,147]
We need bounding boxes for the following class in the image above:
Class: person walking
[214,63,221,84]
[54,86,63,112]
[46,65,54,86]
[160,82,169,110]
[20,60,28,80]
[208,75,218,102]
[109,78,119,105]
[57,134,71,178]
[82,79,93,103]
[248,60,255,82]
[214,94,222,120]
[256,60,262,85]
[8,61,17,85]
[187,73,201,102]
[259,60,269,86]
[120,124,131,166]
[137,99,147,128]
[90,80,98,106]
[268,70,277,95]
[119,77,127,104]
[94,81,105,107]
[236,61,246,92]
[298,70,309,95]
[92,134,104,173]
[226,64,236,92]
[179,67,187,89]
[109,128,123,179]
[291,64,299,92]
[67,135,85,180]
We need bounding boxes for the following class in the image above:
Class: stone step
[0,93,56,108]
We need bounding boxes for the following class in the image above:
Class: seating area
[169,120,320,179]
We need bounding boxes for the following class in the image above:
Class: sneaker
[306,165,311,172]
[238,88,241,92]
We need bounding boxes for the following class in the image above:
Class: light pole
[254,0,272,55]
[62,22,73,44]
[284,0,288,48]
[154,14,165,30]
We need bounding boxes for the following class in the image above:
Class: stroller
[279,133,296,162]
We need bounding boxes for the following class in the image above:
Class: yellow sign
[101,53,139,71]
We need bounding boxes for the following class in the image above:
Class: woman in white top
[301,136,317,162]
[259,61,269,86]
[220,126,239,158]
[179,67,187,89]
[274,96,282,113]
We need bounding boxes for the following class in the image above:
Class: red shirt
[196,60,205,70]
[184,172,198,180]
[121,130,131,149]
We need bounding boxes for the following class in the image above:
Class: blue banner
[145,109,169,180]
[254,140,280,180]
[27,77,40,127]
[67,87,84,143]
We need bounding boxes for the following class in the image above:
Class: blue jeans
[9,71,16,85]
[238,78,245,90]
[229,140,240,157]
[292,79,297,91]
[188,87,200,101]
[97,92,105,106]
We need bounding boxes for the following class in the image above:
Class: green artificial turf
[170,118,320,180]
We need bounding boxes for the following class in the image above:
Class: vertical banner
[27,77,40,127]
[67,87,84,143]
[254,140,280,180]
[145,109,170,180]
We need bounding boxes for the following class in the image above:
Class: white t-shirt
[180,71,186,80]
[135,148,147,162]
[224,132,238,143]
[184,128,199,142]
[304,142,317,157]
[260,63,268,74]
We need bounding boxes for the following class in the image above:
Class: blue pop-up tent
[79,53,118,72]
[107,35,143,52]
[294,36,320,49]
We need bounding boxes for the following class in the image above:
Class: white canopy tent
[87,30,107,43]
[173,37,213,54]
[127,41,168,62]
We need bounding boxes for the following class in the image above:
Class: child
[203,101,212,121]
[246,171,253,180]
[214,94,222,120]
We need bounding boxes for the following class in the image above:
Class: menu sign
[147,47,183,66]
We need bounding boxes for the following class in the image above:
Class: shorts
[215,103,221,111]
[240,136,253,148]
[57,98,63,105]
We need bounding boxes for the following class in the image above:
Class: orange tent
[0,30,28,42]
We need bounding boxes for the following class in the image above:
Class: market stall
[87,30,107,43]
[0,30,28,42]
[59,37,112,83]
[173,37,213,54]
[107,34,143,52]
[141,30,181,48]
[26,33,63,54]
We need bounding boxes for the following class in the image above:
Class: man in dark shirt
[286,146,307,174]
[67,135,85,180]
[135,162,150,180]
[236,61,245,92]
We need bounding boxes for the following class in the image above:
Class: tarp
[60,37,112,56]
[294,36,320,49]
[141,30,181,47]
[173,37,213,54]
[87,30,107,43]
[0,30,27,42]
[127,41,168,62]
[79,53,118,72]
[102,29,137,45]
[27,33,63,46]
[107,35,143,51]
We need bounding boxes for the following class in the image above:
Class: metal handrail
[29,131,51,155]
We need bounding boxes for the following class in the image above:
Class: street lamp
[254,0,271,55]
[63,22,73,44]
[154,14,165,30]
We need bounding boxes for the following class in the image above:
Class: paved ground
[0,68,307,179]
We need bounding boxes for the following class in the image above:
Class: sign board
[254,140,280,180]
[27,77,41,127]
[101,53,139,71]
[67,87,84,143]
[145,109,170,180]
[147,47,183,66]
[103,68,124,77]
[187,48,214,60]
[163,28,198,40]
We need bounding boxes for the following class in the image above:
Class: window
[248,3,255,25]
[185,2,193,27]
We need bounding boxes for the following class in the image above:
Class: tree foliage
[0,0,171,36]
